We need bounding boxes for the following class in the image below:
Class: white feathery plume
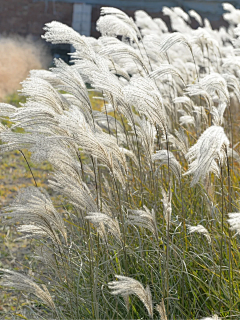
[152,150,182,181]
[0,131,36,153]
[235,24,240,37]
[162,6,173,17]
[201,315,219,320]
[49,172,98,213]
[210,107,221,126]
[204,18,212,31]
[89,55,127,109]
[227,212,240,235]
[135,10,157,32]
[173,96,193,112]
[74,56,105,83]
[134,11,163,36]
[123,76,167,134]
[223,3,240,25]
[0,103,17,118]
[19,76,68,114]
[216,102,227,121]
[210,103,227,126]
[133,115,156,166]
[179,115,195,126]
[0,269,56,310]
[162,7,190,33]
[127,205,158,240]
[85,212,121,242]
[187,224,211,243]
[108,61,131,80]
[108,275,153,318]
[42,21,95,58]
[192,106,208,128]
[17,225,48,238]
[28,136,87,182]
[11,103,66,137]
[146,32,192,54]
[42,20,84,44]
[189,9,203,25]
[94,110,124,134]
[154,18,168,33]
[166,128,189,155]
[2,187,67,245]
[29,69,60,86]
[186,73,229,107]
[99,36,149,73]
[50,59,94,124]
[191,28,219,52]
[100,7,140,38]
[222,73,240,102]
[0,122,7,133]
[55,108,129,185]
[119,147,138,167]
[173,7,190,23]
[156,298,167,320]
[97,15,138,43]
[222,56,240,71]
[149,64,185,85]
[161,187,172,229]
[184,126,230,185]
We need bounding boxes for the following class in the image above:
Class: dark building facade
[0,0,239,60]
[1,0,240,39]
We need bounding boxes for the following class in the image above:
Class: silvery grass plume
[1,187,67,245]
[166,128,189,155]
[149,64,186,86]
[146,32,192,55]
[161,187,172,230]
[201,315,219,320]
[223,3,240,25]
[187,224,211,244]
[227,212,240,235]
[85,212,122,243]
[191,28,219,55]
[210,103,227,126]
[188,10,203,26]
[162,6,191,33]
[152,149,182,181]
[127,205,158,241]
[184,126,230,186]
[156,298,167,320]
[108,275,153,318]
[173,7,190,23]
[98,37,148,71]
[186,73,229,107]
[49,172,98,212]
[42,21,96,59]
[97,7,139,43]
[123,76,168,134]
[179,114,195,126]
[134,10,166,36]
[0,269,56,311]
[133,115,156,167]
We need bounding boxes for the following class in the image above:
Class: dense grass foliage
[1,4,240,320]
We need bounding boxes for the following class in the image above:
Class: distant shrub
[0,35,51,101]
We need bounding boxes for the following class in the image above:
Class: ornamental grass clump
[1,3,240,319]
